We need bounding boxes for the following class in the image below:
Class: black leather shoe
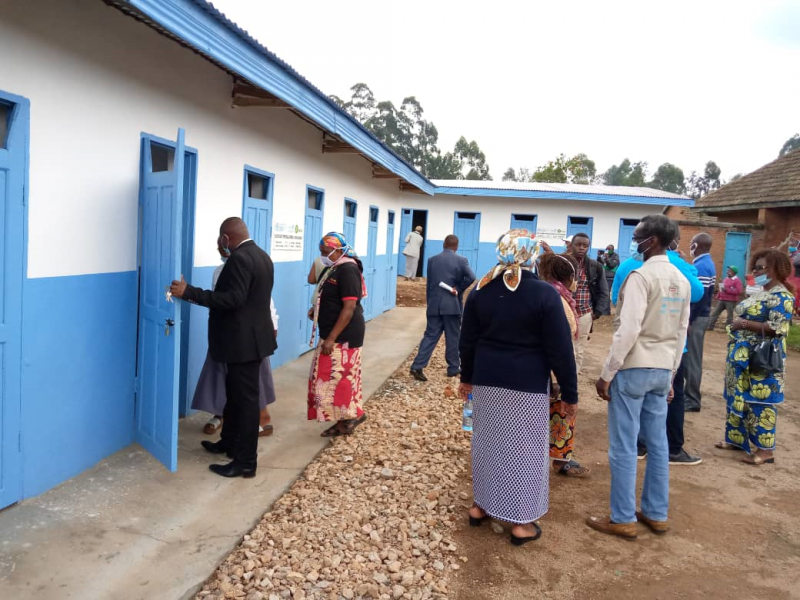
[685,407,701,413]
[410,368,428,382]
[201,440,229,454]
[447,370,462,378]
[209,461,256,478]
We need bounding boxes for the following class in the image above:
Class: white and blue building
[0,0,693,508]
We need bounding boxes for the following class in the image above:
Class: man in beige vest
[587,215,690,540]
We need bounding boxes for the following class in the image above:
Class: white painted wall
[0,0,410,278]
[394,195,663,246]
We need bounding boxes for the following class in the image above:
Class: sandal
[203,417,222,435]
[342,414,367,434]
[259,424,274,437]
[714,441,744,451]
[321,423,346,438]
[556,460,591,478]
[741,454,775,465]
[510,522,542,546]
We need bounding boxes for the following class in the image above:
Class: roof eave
[432,186,694,206]
[698,200,800,212]
[106,0,435,195]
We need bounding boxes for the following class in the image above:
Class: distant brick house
[667,149,800,284]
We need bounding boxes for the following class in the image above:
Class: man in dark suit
[170,217,276,479]
[410,235,476,381]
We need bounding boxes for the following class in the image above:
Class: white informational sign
[535,227,568,246]
[273,222,303,252]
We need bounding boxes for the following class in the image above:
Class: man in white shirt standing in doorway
[402,225,424,281]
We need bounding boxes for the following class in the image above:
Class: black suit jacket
[183,240,276,364]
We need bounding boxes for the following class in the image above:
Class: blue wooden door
[724,232,751,286]
[397,209,412,273]
[0,93,28,509]
[343,199,357,246]
[243,171,273,255]
[511,213,537,233]
[135,130,186,472]
[302,188,324,353]
[364,207,379,319]
[567,216,594,242]
[384,211,395,311]
[454,212,481,272]
[617,219,640,261]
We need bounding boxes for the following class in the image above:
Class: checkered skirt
[471,385,550,524]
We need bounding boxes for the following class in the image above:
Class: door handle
[166,319,175,327]
[165,318,175,337]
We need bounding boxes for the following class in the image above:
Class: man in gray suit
[410,235,476,381]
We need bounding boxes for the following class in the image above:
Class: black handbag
[750,336,784,374]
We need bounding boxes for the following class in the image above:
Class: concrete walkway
[0,307,426,600]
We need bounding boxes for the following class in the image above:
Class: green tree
[648,163,686,195]
[502,168,517,181]
[780,133,800,156]
[531,153,597,184]
[685,160,723,199]
[728,172,744,183]
[451,136,492,180]
[601,158,648,187]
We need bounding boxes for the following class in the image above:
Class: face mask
[689,242,698,257]
[221,256,228,263]
[629,237,652,261]
[790,246,798,253]
[320,255,335,268]
[754,273,771,287]
[569,280,577,292]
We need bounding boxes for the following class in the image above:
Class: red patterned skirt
[307,343,364,422]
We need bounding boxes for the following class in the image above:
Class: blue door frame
[343,198,357,245]
[0,90,30,509]
[384,210,395,311]
[617,218,640,261]
[364,206,379,319]
[134,130,190,472]
[397,209,412,274]
[567,216,594,242]
[511,213,537,233]
[453,212,481,273]
[724,232,752,286]
[302,186,324,354]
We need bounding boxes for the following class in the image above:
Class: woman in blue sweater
[459,229,578,545]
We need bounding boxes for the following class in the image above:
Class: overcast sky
[213,0,800,181]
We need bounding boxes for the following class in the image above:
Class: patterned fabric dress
[550,293,579,462]
[472,386,551,524]
[724,284,795,452]
[308,344,364,422]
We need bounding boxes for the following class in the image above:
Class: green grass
[789,324,800,351]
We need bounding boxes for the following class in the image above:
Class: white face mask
[689,242,698,257]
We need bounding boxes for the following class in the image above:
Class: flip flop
[556,460,591,478]
[320,423,345,438]
[741,454,775,465]
[258,424,274,437]
[714,441,744,451]
[203,417,222,435]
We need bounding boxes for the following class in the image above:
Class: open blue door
[724,232,751,286]
[384,211,395,311]
[364,207,379,319]
[0,93,28,509]
[397,209,412,273]
[617,218,640,261]
[302,186,324,353]
[135,129,186,472]
[511,213,537,233]
[454,212,481,272]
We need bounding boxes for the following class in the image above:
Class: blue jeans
[609,368,671,523]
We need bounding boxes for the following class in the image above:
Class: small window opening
[370,208,379,222]
[388,212,395,225]
[621,218,640,226]
[0,102,10,149]
[457,212,478,219]
[345,200,357,218]
[307,188,323,211]
[513,214,536,222]
[247,172,269,199]
[569,216,590,225]
[403,209,411,215]
[151,142,175,173]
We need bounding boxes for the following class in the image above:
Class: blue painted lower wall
[20,254,397,499]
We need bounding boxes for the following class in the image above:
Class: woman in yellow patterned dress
[716,249,795,465]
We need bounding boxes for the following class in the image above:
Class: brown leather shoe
[586,515,637,540]
[636,510,669,535]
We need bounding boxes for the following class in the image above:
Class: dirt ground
[397,278,428,308]
[450,312,800,600]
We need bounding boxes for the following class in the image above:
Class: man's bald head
[219,217,250,251]
[691,232,713,255]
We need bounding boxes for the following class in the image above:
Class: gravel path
[196,344,469,600]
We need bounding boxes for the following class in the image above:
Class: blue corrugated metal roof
[108,0,435,195]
